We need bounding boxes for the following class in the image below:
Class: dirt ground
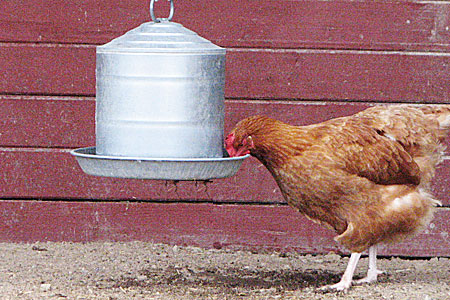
[0,241,449,300]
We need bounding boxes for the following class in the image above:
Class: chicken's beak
[235,148,250,157]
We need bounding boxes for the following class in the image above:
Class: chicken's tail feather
[419,104,450,129]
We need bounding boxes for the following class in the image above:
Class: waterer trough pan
[71,0,248,180]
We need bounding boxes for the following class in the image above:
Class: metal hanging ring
[150,0,174,23]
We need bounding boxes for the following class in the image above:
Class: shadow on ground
[115,266,344,291]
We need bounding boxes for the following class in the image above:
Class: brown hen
[225,105,450,291]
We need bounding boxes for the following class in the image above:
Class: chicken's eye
[238,139,247,148]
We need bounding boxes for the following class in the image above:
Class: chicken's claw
[353,269,384,285]
[318,280,352,294]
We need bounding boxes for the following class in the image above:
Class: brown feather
[227,105,449,252]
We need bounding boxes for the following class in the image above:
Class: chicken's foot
[354,245,384,285]
[319,252,361,293]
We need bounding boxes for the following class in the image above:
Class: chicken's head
[226,115,279,157]
[225,132,254,157]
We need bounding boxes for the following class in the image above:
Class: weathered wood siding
[0,0,449,256]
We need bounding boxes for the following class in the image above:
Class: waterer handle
[150,0,174,23]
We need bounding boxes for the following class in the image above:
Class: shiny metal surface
[71,147,249,181]
[96,21,226,158]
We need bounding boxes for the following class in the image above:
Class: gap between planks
[3,42,450,56]
[2,94,449,106]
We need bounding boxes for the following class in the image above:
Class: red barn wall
[0,0,449,256]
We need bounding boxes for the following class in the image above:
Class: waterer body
[95,21,226,158]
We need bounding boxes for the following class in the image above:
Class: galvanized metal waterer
[71,0,248,181]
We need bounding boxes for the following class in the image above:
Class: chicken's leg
[320,252,361,292]
[354,245,383,284]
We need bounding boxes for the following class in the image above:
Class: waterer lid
[97,0,225,55]
[97,22,225,54]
